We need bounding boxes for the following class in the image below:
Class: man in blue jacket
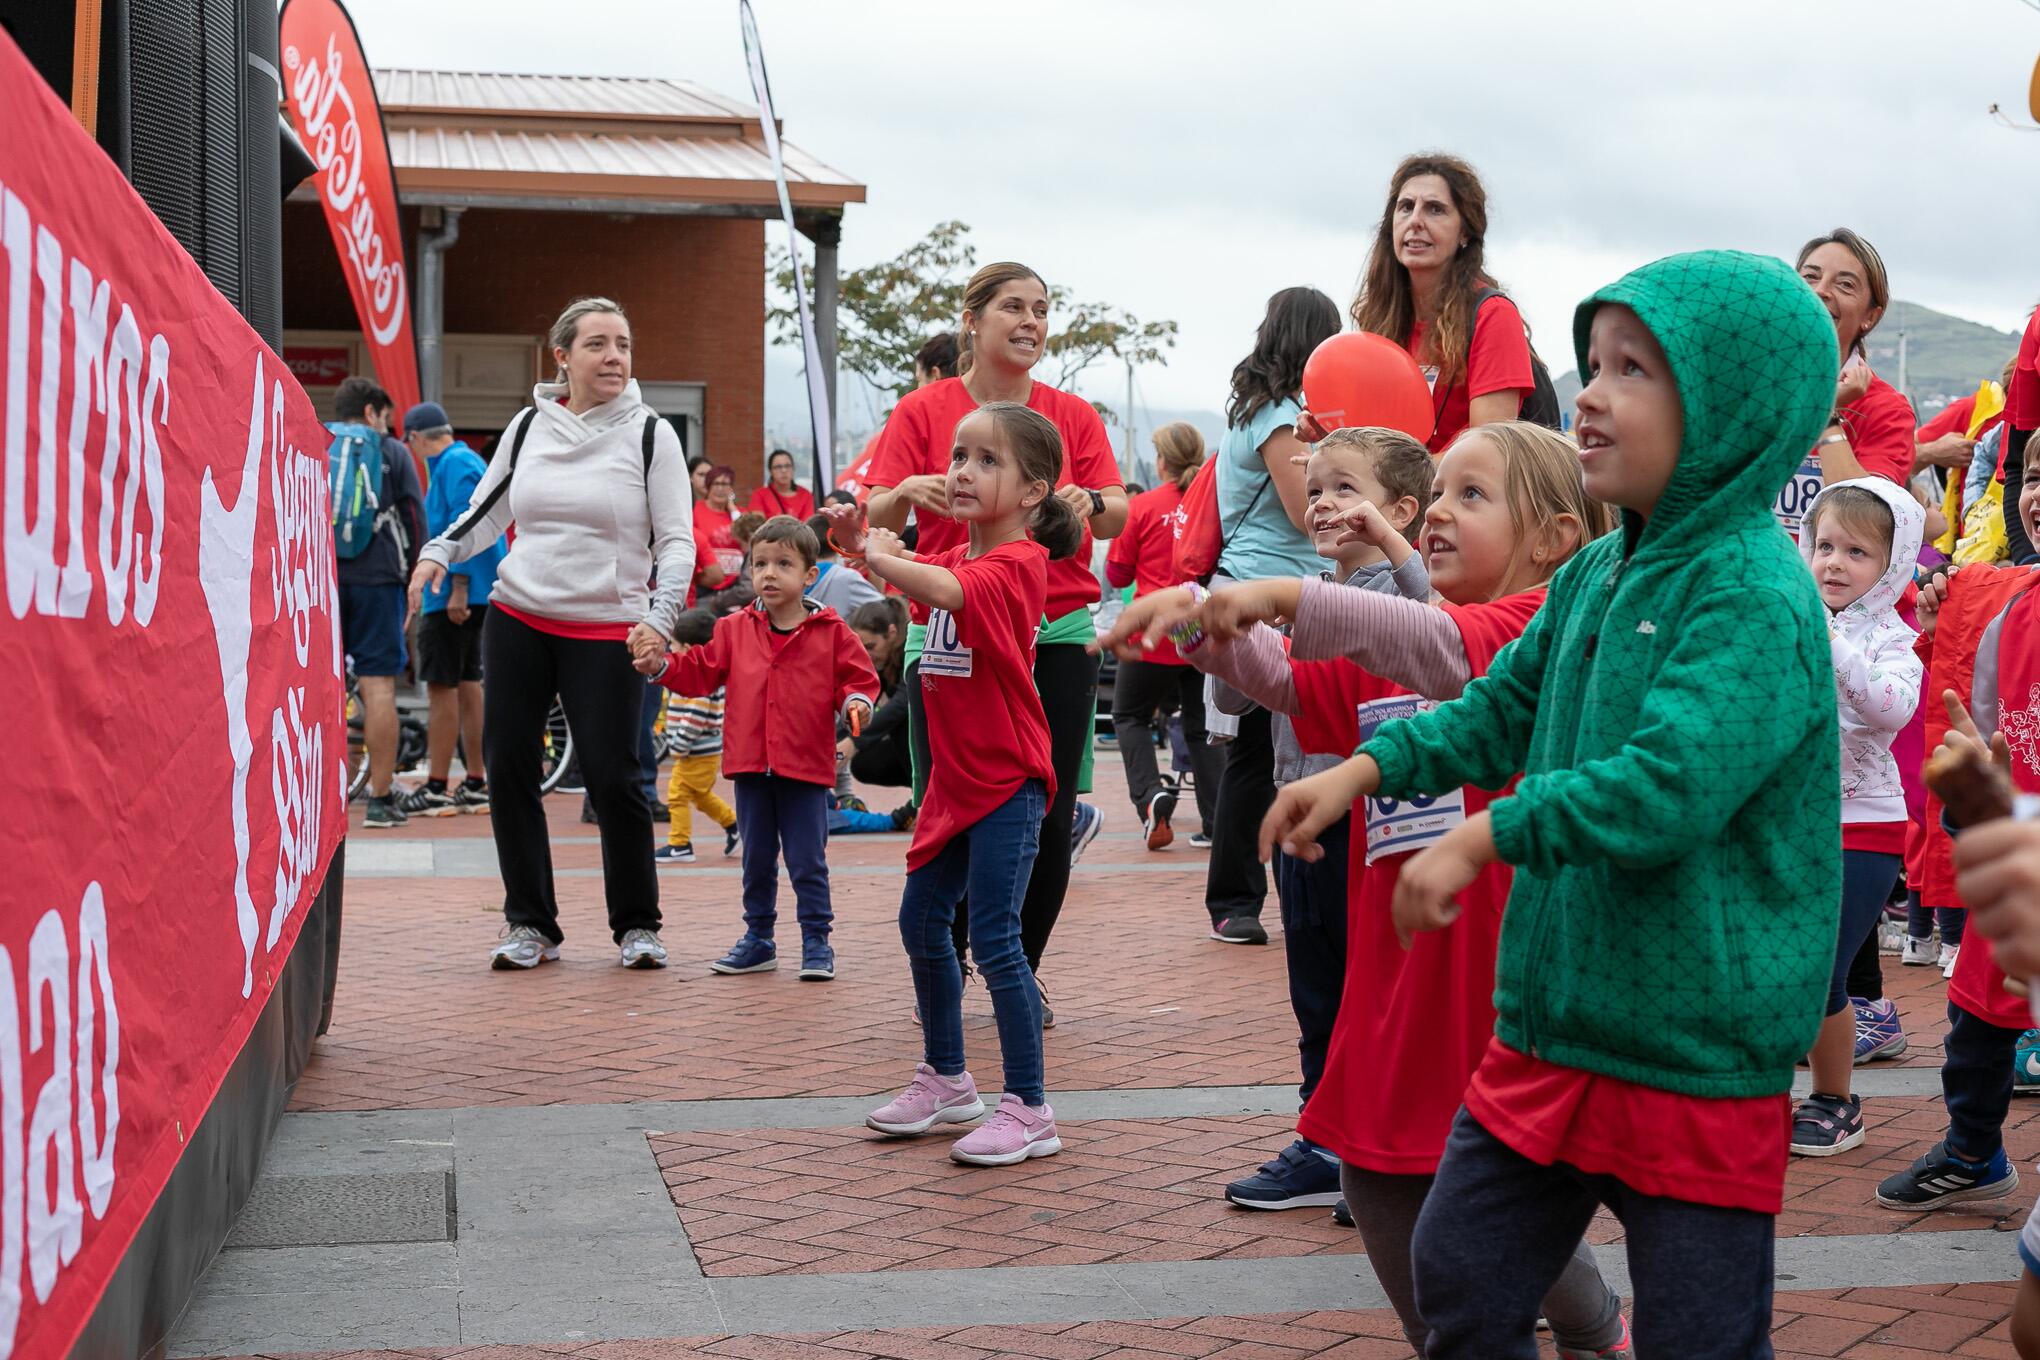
[398,401,506,816]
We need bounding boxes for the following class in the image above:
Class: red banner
[0,30,345,1359]
[279,0,421,425]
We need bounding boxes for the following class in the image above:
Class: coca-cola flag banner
[280,0,421,425]
[0,29,346,1359]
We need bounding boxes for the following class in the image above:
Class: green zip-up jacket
[1361,250,1842,1099]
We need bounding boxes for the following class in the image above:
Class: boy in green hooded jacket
[1264,251,1841,1356]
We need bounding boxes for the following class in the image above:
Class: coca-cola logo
[282,36,408,348]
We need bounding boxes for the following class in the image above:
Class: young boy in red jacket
[638,516,877,980]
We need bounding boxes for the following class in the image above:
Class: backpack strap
[1435,288,1510,421]
[505,407,538,474]
[642,414,659,479]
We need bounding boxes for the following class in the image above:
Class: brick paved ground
[174,752,2038,1359]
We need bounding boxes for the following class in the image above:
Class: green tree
[769,220,1177,403]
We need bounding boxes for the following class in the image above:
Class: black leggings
[482,608,658,944]
[1205,707,1274,922]
[913,645,1098,974]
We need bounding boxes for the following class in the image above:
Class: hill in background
[1553,300,2019,422]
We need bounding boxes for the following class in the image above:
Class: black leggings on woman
[482,607,658,944]
[915,644,1099,974]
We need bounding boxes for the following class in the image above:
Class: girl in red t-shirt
[833,401,1085,1168]
[1101,423,1625,1354]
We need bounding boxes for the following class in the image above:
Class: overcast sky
[341,0,2040,432]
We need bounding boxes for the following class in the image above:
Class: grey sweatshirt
[1212,555,1431,784]
[421,380,695,639]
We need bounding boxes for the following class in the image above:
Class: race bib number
[1356,695,1465,863]
[920,607,972,679]
[1774,456,1822,537]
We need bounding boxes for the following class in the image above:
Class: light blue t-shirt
[1215,396,1320,581]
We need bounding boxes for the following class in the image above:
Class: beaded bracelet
[1167,581,1211,654]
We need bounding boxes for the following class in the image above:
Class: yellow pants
[667,752,737,848]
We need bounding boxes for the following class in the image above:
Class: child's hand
[1955,818,2040,981]
[822,501,866,556]
[1260,755,1380,863]
[633,650,667,677]
[627,622,668,664]
[1204,579,1303,644]
[1327,500,1398,551]
[865,527,905,561]
[1929,689,2016,829]
[1293,410,1328,444]
[1390,813,1496,949]
[1916,565,1959,639]
[846,699,872,736]
[1094,585,1199,660]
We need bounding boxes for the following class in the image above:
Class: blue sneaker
[799,938,835,982]
[1070,802,1104,866]
[710,934,777,975]
[1852,997,1907,1064]
[1875,1140,2019,1209]
[1223,1139,1343,1210]
[2016,1030,2040,1094]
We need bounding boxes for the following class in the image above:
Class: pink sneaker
[866,1064,985,1136]
[949,1093,1062,1166]
[1554,1315,1631,1358]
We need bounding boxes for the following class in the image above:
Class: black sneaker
[724,825,742,857]
[1209,916,1268,945]
[1189,831,1213,848]
[1876,1141,2019,1209]
[363,794,409,829]
[1144,788,1178,851]
[580,798,598,824]
[396,785,458,817]
[1223,1140,1343,1210]
[1789,1092,1865,1157]
[1331,1197,1353,1227]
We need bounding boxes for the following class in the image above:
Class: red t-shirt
[2010,309,2040,431]
[1464,1039,1792,1216]
[907,541,1057,871]
[1104,483,1188,665]
[694,502,742,585]
[1290,590,1542,1174]
[1834,373,1916,485]
[1918,395,1976,444]
[748,484,815,522]
[1405,294,1535,455]
[1841,821,1906,854]
[864,377,1119,625]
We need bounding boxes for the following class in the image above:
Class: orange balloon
[1301,333,1436,443]
[2029,51,2040,123]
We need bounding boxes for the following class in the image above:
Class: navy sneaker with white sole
[1223,1139,1343,1210]
[710,934,778,975]
[1070,802,1104,865]
[1876,1141,2019,1209]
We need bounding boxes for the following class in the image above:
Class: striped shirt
[665,689,726,756]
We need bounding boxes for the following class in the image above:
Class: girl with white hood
[1790,476,1925,1156]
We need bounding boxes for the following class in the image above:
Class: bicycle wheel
[345,679,371,802]
[538,699,574,794]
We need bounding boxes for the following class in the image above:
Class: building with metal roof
[281,66,864,475]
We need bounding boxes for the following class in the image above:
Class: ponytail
[1030,492,1084,561]
[1151,420,1205,493]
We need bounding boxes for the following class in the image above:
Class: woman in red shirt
[864,262,1128,997]
[748,448,815,521]
[1794,229,1916,502]
[1105,423,1220,849]
[1347,154,1534,454]
[693,465,743,604]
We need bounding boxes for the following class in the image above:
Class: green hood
[1572,250,1837,556]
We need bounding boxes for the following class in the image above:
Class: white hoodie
[421,380,695,638]
[1798,476,1925,826]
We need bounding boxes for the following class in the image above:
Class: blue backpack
[327,421,389,560]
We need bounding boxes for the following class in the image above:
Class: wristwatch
[1086,488,1106,518]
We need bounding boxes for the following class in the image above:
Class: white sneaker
[490,924,559,970]
[1901,936,1938,967]
[1941,944,1961,979]
[619,928,668,969]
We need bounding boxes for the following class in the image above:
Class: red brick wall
[282,203,766,481]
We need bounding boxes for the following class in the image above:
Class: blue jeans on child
[732,774,832,942]
[1273,814,1350,1108]
[899,780,1047,1106]
[1412,1108,1775,1359]
[1944,1000,2024,1161]
[1828,849,1902,1015]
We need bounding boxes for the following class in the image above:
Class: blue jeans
[900,780,1047,1105]
[1829,849,1901,1015]
[638,678,662,804]
[733,774,832,942]
[1412,1108,1774,1359]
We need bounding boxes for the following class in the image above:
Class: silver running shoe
[490,924,559,970]
[619,928,669,969]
